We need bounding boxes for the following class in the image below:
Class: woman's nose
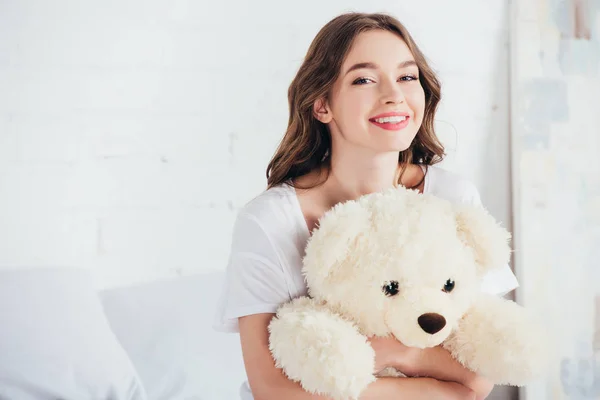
[380,81,405,105]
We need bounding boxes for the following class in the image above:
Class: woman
[214,12,518,400]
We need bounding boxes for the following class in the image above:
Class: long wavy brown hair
[266,12,445,190]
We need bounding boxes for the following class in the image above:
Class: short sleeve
[460,181,520,297]
[213,212,291,333]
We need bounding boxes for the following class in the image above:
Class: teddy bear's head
[302,187,511,349]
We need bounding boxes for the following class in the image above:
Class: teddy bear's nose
[418,313,446,334]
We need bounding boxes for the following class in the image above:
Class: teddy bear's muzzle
[417,313,446,334]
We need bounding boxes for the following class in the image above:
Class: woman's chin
[369,131,418,152]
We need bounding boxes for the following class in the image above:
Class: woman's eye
[352,77,373,85]
[399,74,418,82]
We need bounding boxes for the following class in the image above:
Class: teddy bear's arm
[268,296,377,400]
[442,293,549,386]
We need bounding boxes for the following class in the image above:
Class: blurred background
[0,0,598,399]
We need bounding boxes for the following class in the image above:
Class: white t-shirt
[213,166,519,398]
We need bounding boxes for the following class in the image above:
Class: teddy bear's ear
[454,204,512,276]
[302,200,371,283]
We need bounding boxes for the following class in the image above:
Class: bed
[0,266,247,400]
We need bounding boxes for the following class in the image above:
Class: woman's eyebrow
[344,60,418,76]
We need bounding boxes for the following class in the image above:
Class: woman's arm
[239,313,475,400]
[397,344,494,400]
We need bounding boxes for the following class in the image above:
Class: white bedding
[0,267,147,400]
[99,271,247,400]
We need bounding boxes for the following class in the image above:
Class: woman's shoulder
[235,182,301,234]
[239,182,295,217]
[425,165,482,206]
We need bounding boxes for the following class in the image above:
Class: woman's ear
[313,97,333,123]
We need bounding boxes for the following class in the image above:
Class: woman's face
[315,29,426,154]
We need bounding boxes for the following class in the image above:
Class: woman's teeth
[373,116,407,123]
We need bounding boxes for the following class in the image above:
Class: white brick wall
[0,0,513,291]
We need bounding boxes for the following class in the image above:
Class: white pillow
[99,271,247,400]
[0,266,148,400]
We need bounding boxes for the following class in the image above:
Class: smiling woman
[265,14,445,195]
[214,11,518,400]
[319,29,427,158]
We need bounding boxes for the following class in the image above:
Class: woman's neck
[318,152,424,208]
[291,155,425,233]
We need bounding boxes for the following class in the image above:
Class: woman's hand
[367,335,413,373]
[367,336,491,399]
[401,344,493,400]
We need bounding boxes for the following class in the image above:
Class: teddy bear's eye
[442,279,455,293]
[382,281,400,296]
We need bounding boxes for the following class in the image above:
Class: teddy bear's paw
[444,294,551,386]
[269,297,377,400]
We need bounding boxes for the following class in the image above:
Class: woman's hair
[266,12,445,189]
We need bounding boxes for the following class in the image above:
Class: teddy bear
[268,186,548,400]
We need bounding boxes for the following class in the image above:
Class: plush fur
[268,187,548,400]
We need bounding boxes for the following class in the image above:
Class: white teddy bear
[268,187,548,400]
